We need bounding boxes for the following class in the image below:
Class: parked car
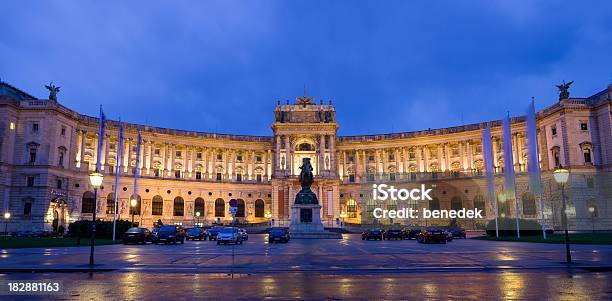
[186,227,206,241]
[417,227,448,244]
[384,228,406,240]
[216,227,243,245]
[406,228,422,240]
[206,226,224,240]
[238,228,249,241]
[447,227,467,239]
[152,228,160,237]
[362,228,384,240]
[153,225,185,244]
[123,227,152,244]
[268,227,290,243]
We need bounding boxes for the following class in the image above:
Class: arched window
[255,199,265,218]
[173,196,184,216]
[429,198,440,211]
[106,193,115,214]
[366,199,376,218]
[522,192,536,216]
[347,199,357,218]
[194,197,205,217]
[579,142,593,164]
[215,198,225,217]
[451,197,462,211]
[236,199,245,217]
[473,195,486,217]
[130,195,142,215]
[551,146,561,168]
[152,195,163,216]
[81,191,95,214]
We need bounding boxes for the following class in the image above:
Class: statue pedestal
[289,203,341,239]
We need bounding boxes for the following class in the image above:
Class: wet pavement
[1,270,611,300]
[1,234,612,299]
[1,234,611,273]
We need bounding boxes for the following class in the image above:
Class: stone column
[169,143,175,176]
[492,137,499,170]
[401,147,407,173]
[275,135,281,173]
[139,139,145,175]
[319,135,325,174]
[76,130,85,168]
[285,136,291,175]
[375,149,381,174]
[224,148,230,179]
[124,138,132,173]
[330,135,336,174]
[436,144,443,171]
[266,149,271,180]
[231,149,237,180]
[467,141,474,170]
[460,141,467,171]
[424,146,430,172]
[395,148,401,174]
[416,146,422,172]
[146,140,153,175]
[101,134,109,170]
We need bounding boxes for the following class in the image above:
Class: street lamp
[588,206,596,234]
[339,211,347,229]
[553,166,571,264]
[196,211,201,227]
[264,211,272,228]
[88,171,104,267]
[3,212,10,236]
[130,198,138,227]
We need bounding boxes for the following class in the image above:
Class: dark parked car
[417,227,447,244]
[206,226,224,240]
[123,227,152,244]
[153,225,185,244]
[268,227,290,243]
[384,228,405,240]
[186,227,206,241]
[406,229,422,240]
[447,227,467,239]
[362,228,384,240]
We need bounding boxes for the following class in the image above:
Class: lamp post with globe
[88,171,104,267]
[3,212,10,236]
[588,206,596,234]
[196,211,201,227]
[130,198,138,227]
[264,211,272,228]
[553,166,571,264]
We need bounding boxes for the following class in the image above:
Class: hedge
[485,218,553,237]
[68,220,134,239]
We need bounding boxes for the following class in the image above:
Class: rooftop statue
[556,80,573,100]
[45,82,60,101]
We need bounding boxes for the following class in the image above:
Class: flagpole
[503,113,520,238]
[132,128,142,227]
[482,126,498,237]
[112,120,123,241]
[527,98,547,239]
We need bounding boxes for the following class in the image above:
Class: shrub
[485,218,549,237]
[68,220,133,239]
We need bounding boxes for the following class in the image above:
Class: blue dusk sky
[1,1,611,136]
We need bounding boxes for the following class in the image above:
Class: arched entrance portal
[47,198,69,233]
[293,139,318,176]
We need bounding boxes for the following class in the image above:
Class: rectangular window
[27,176,35,187]
[551,126,557,136]
[196,152,202,159]
[348,155,355,163]
[349,174,355,183]
[152,200,163,216]
[237,155,243,162]
[58,153,64,166]
[195,172,202,180]
[409,152,415,160]
[236,174,242,182]
[154,169,160,177]
[175,170,181,178]
[367,174,375,182]
[175,150,182,158]
[109,143,116,150]
[9,122,15,130]
[29,149,37,163]
[32,123,39,132]
[389,173,396,181]
[388,154,394,161]
[56,179,62,189]
[368,155,375,162]
[256,155,262,162]
[154,148,161,155]
[216,172,222,181]
[60,126,66,136]
[217,154,223,161]
[109,166,115,174]
[586,177,594,188]
[256,174,262,182]
[580,122,588,131]
[584,149,592,164]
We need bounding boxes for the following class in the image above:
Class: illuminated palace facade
[1,82,611,232]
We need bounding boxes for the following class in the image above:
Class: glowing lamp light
[553,167,570,185]
[498,192,507,203]
[89,172,104,188]
[588,206,595,214]
[196,211,201,217]
[130,198,138,207]
[339,211,347,219]
[264,211,272,219]
[3,212,10,220]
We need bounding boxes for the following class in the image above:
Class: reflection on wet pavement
[0,271,610,300]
